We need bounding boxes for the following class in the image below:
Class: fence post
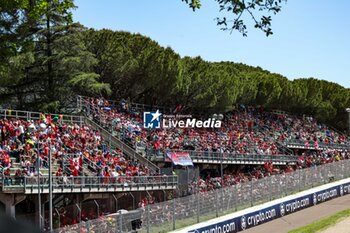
[269,176,272,201]
[112,194,118,213]
[298,168,301,192]
[197,190,200,223]
[86,219,91,233]
[172,197,176,230]
[24,177,26,191]
[234,184,237,211]
[147,204,150,233]
[215,189,219,217]
[119,212,123,233]
[250,180,253,207]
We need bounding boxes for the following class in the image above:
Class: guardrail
[1,175,178,194]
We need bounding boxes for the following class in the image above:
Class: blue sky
[73,0,349,88]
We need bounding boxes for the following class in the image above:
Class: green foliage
[182,0,202,10]
[1,1,349,130]
[69,73,111,96]
[0,0,109,112]
[182,0,287,36]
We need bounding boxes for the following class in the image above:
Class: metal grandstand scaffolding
[52,159,350,233]
[156,150,299,165]
[1,175,178,194]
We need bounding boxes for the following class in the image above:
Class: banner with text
[167,152,194,166]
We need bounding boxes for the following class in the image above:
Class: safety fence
[52,208,143,233]
[52,158,350,232]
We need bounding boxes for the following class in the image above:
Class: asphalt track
[243,194,350,233]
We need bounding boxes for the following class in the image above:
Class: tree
[2,2,350,130]
[0,0,110,111]
[0,0,39,107]
[182,0,287,36]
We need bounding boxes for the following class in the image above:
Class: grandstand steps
[84,117,160,173]
[82,164,97,176]
[10,157,17,164]
[6,155,59,176]
[275,141,294,155]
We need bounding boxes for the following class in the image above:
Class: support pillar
[5,202,15,219]
[0,193,25,220]
[108,195,115,212]
[73,194,81,222]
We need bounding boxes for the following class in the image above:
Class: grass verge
[288,208,350,233]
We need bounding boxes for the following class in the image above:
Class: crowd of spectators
[82,97,349,159]
[2,96,350,230]
[0,113,153,184]
[84,98,281,156]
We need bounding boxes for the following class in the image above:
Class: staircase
[81,156,100,176]
[8,157,60,176]
[60,154,97,176]
[77,97,160,173]
[275,141,295,155]
[84,117,160,173]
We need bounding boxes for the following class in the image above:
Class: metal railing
[81,100,297,164]
[0,107,160,173]
[0,165,3,187]
[79,99,301,165]
[81,155,102,174]
[275,141,295,155]
[1,175,178,194]
[284,139,350,150]
[84,111,160,173]
[55,158,350,233]
[0,109,83,125]
[154,150,298,165]
[77,95,171,114]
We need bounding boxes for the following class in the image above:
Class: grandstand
[1,96,349,232]
[0,108,177,231]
